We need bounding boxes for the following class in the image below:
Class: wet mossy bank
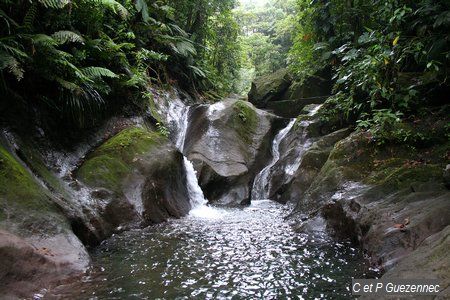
[0,122,191,297]
[282,106,450,289]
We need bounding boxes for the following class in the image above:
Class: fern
[0,8,18,34]
[0,51,24,80]
[37,0,70,9]
[54,77,83,93]
[29,34,58,47]
[170,39,197,57]
[81,66,118,79]
[95,0,128,19]
[189,65,207,78]
[52,30,85,44]
[23,3,37,30]
[0,42,28,59]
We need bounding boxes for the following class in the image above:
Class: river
[50,200,374,299]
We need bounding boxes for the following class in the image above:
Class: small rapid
[251,119,296,200]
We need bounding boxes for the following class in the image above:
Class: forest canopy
[0,0,448,132]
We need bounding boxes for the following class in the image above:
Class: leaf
[81,67,118,79]
[135,0,150,22]
[37,0,70,9]
[95,0,129,19]
[52,30,85,44]
[393,36,400,46]
[189,65,206,78]
[0,51,24,80]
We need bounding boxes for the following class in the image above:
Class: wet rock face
[292,130,450,278]
[380,225,450,292]
[0,230,89,299]
[0,142,90,298]
[278,127,352,204]
[0,123,192,298]
[77,127,191,226]
[183,99,284,205]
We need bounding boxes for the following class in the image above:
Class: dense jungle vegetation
[0,0,449,138]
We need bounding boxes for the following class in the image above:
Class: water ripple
[52,201,374,299]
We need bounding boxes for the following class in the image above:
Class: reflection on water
[52,201,374,299]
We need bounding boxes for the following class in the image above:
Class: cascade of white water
[251,104,324,201]
[164,100,214,216]
[251,119,296,200]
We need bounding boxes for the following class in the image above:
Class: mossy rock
[230,100,259,145]
[0,145,67,236]
[77,127,166,192]
[248,68,291,108]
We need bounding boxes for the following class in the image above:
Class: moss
[77,127,166,191]
[0,145,67,236]
[230,101,259,144]
[15,139,70,199]
[0,146,54,214]
[366,164,442,189]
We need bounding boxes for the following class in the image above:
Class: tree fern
[0,8,18,34]
[52,30,85,44]
[29,34,58,47]
[189,65,207,78]
[23,3,37,30]
[171,39,197,57]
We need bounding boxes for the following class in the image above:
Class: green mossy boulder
[0,144,90,297]
[248,68,291,108]
[77,126,190,225]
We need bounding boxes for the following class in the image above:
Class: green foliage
[0,0,243,128]
[235,0,296,92]
[291,0,450,141]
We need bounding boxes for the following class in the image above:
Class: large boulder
[248,68,291,108]
[0,144,90,298]
[281,69,332,101]
[77,126,191,225]
[183,98,284,205]
[278,127,351,203]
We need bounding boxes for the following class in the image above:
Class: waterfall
[251,119,296,200]
[251,104,323,201]
[164,100,212,215]
[183,157,207,208]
